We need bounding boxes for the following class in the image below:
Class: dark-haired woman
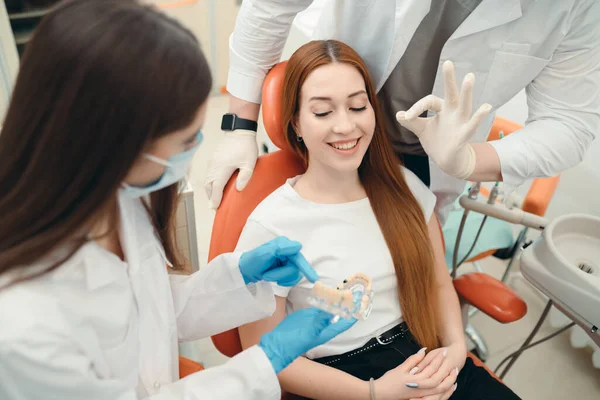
[0,1,353,399]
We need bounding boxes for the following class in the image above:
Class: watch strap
[221,113,258,132]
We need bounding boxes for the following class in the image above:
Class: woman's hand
[409,384,457,400]
[396,60,492,180]
[238,236,319,286]
[407,342,467,398]
[374,348,458,400]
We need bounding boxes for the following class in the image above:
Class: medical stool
[208,62,525,397]
[443,117,560,361]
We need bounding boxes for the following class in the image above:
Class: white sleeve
[0,335,280,400]
[402,166,437,222]
[170,252,276,342]
[227,0,315,104]
[235,218,293,298]
[489,0,600,196]
[155,346,280,400]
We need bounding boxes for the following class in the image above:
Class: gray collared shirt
[378,0,483,156]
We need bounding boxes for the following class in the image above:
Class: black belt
[314,322,412,366]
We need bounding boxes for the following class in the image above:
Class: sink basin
[521,213,600,346]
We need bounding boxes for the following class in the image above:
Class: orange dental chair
[208,61,526,395]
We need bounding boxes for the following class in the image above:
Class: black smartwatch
[221,113,258,132]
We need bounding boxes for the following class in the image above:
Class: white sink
[521,213,600,346]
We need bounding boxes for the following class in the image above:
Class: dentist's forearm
[466,143,503,182]
[229,95,261,121]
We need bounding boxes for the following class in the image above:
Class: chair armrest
[211,330,243,359]
[522,176,560,217]
[487,117,522,141]
[178,356,204,379]
[453,273,527,323]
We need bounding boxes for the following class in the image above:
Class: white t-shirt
[235,167,436,359]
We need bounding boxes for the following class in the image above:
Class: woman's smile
[327,137,362,155]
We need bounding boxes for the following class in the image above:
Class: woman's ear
[291,115,301,138]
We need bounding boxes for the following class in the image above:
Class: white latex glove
[204,129,258,209]
[396,61,492,180]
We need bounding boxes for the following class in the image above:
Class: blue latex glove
[239,236,319,286]
[259,308,357,374]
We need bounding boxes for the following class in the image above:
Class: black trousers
[402,153,431,188]
[313,324,521,400]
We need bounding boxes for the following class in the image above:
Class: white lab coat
[0,194,281,400]
[228,0,600,223]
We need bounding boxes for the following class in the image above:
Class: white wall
[153,0,238,91]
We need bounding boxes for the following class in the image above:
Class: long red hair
[282,40,440,350]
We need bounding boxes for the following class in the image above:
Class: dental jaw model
[307,273,374,322]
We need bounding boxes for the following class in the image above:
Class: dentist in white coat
[205,0,600,224]
[0,1,354,399]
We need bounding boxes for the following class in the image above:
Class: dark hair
[0,0,212,285]
[282,40,440,350]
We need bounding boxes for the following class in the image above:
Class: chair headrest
[262,61,291,152]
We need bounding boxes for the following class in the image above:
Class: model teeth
[312,282,355,308]
[309,273,374,320]
[331,140,358,150]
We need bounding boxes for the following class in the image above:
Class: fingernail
[406,383,418,389]
[397,111,406,119]
[453,383,458,392]
[418,347,427,355]
[443,348,448,357]
[455,367,459,375]
[484,103,493,112]
[409,367,419,375]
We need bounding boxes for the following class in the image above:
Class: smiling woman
[281,38,440,353]
[234,40,442,399]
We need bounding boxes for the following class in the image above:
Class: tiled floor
[184,94,600,399]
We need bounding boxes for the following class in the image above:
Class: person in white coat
[205,0,600,224]
[0,1,355,399]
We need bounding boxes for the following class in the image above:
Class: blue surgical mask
[121,129,203,198]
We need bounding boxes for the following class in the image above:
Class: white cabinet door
[176,181,200,273]
[0,1,19,121]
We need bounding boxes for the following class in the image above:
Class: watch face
[220,114,257,132]
[221,114,235,131]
